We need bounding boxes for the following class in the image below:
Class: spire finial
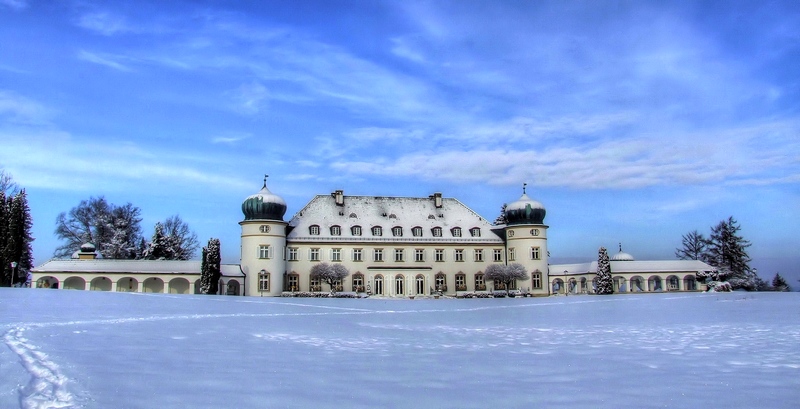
[523,182,527,194]
[619,242,622,252]
[263,174,268,188]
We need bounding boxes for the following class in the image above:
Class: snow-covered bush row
[280,291,360,298]
[707,281,733,292]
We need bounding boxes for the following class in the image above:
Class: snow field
[1,289,799,408]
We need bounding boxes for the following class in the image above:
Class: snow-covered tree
[1,190,34,286]
[771,273,790,292]
[595,247,613,294]
[141,222,170,260]
[161,215,199,260]
[200,238,221,294]
[493,204,508,225]
[0,168,18,196]
[675,230,709,262]
[707,217,756,290]
[309,263,350,294]
[484,263,529,295]
[54,197,143,259]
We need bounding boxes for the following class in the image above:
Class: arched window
[415,275,425,295]
[470,227,481,237]
[455,273,466,291]
[451,227,462,237]
[395,275,404,295]
[309,225,320,235]
[352,273,364,292]
[374,275,384,295]
[435,273,447,292]
[287,273,299,292]
[392,226,403,237]
[475,273,486,291]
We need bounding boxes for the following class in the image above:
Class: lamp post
[564,270,568,296]
[10,261,18,287]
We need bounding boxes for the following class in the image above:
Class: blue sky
[1,1,798,283]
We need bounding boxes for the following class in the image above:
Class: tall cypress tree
[0,191,8,286]
[595,247,613,295]
[199,238,221,294]
[3,190,33,286]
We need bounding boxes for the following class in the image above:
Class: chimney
[332,190,344,206]
[431,192,443,209]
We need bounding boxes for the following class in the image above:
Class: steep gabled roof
[288,194,503,243]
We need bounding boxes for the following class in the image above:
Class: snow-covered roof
[288,193,504,243]
[551,259,715,276]
[33,259,244,277]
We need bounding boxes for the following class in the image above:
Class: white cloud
[0,90,51,125]
[0,0,26,10]
[77,50,132,71]
[211,132,251,144]
[77,11,130,35]
[227,82,270,115]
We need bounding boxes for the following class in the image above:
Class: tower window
[258,271,270,292]
[258,245,272,259]
[530,247,541,260]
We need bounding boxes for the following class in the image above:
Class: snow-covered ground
[1,289,798,409]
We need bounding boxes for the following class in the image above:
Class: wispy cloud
[0,90,52,125]
[77,11,131,36]
[0,0,26,10]
[227,82,270,115]
[77,50,132,71]
[211,132,251,144]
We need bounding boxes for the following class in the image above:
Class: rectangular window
[474,249,484,262]
[330,226,341,236]
[412,227,423,237]
[414,249,425,262]
[452,228,462,237]
[352,226,362,236]
[509,248,516,261]
[455,274,466,290]
[432,227,442,237]
[475,274,485,290]
[394,248,404,262]
[392,227,403,237]
[258,272,270,291]
[309,277,321,292]
[331,248,342,262]
[310,248,320,261]
[352,248,363,262]
[435,249,445,262]
[287,247,299,261]
[288,275,299,292]
[532,272,542,289]
[372,226,382,236]
[258,245,271,259]
[493,249,503,262]
[470,227,481,237]
[374,248,384,262]
[309,225,320,235]
[454,249,464,262]
[530,246,540,260]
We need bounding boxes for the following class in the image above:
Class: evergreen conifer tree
[772,273,790,292]
[142,222,170,260]
[595,247,613,294]
[707,217,755,290]
[200,239,221,294]
[2,190,34,286]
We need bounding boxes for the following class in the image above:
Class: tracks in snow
[3,326,75,409]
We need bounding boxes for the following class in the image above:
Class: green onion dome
[505,186,546,225]
[242,179,287,221]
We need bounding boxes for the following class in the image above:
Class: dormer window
[349,213,358,218]
[351,226,362,236]
[451,227,462,237]
[470,227,481,237]
[412,226,423,237]
[389,214,397,219]
[330,225,341,236]
[372,226,383,236]
[309,225,320,235]
[392,226,403,237]
[431,227,442,237]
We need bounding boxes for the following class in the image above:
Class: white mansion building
[32,180,714,297]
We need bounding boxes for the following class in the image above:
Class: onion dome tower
[503,183,549,296]
[239,176,288,297]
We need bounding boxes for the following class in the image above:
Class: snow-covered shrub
[492,290,506,298]
[707,281,732,292]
